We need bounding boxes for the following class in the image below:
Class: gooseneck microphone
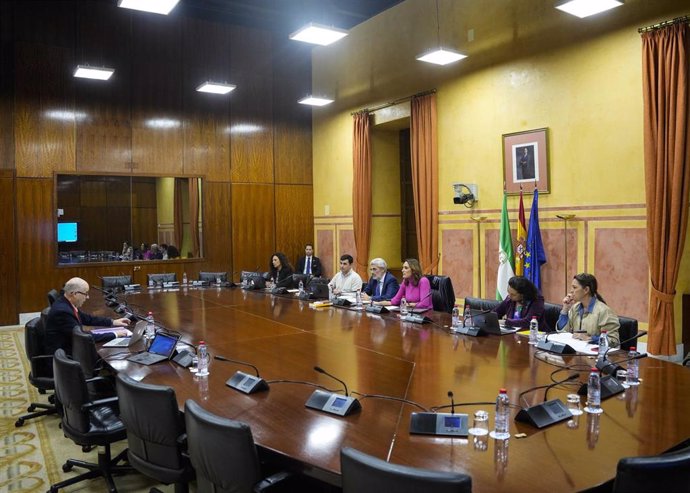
[603,331,648,358]
[597,351,648,376]
[215,355,261,377]
[448,390,456,415]
[216,355,269,394]
[314,366,349,396]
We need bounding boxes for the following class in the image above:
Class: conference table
[91,286,690,492]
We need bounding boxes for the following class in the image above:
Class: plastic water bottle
[463,304,472,328]
[355,289,362,309]
[400,297,408,315]
[145,311,155,347]
[451,304,461,329]
[585,368,603,414]
[597,330,609,362]
[328,285,335,302]
[491,389,511,440]
[197,341,209,377]
[182,272,188,285]
[626,347,639,386]
[148,277,154,289]
[529,316,539,345]
[298,280,305,295]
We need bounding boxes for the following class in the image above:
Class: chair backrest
[102,275,133,289]
[425,275,456,313]
[199,271,228,282]
[543,302,562,332]
[117,374,189,480]
[340,447,472,493]
[53,349,91,434]
[24,316,45,359]
[613,446,690,493]
[618,316,638,350]
[184,399,261,493]
[148,273,177,284]
[71,327,100,379]
[463,297,500,312]
[47,289,60,306]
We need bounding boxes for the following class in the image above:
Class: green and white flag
[497,193,515,300]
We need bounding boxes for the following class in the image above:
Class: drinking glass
[468,410,490,436]
[567,393,582,416]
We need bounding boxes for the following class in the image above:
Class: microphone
[215,355,269,394]
[314,366,349,396]
[603,331,648,359]
[214,354,261,377]
[448,390,456,415]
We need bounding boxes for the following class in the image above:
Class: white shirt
[328,270,363,294]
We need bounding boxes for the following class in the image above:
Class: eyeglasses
[75,291,89,298]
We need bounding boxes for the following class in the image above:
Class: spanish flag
[515,190,527,276]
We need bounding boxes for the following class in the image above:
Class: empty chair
[612,445,690,493]
[340,447,472,493]
[425,275,456,313]
[49,349,132,493]
[47,288,60,306]
[148,273,177,285]
[101,275,133,289]
[198,271,228,283]
[617,316,638,350]
[116,374,193,493]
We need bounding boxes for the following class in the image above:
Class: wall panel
[0,171,18,324]
[231,183,275,273]
[202,181,233,273]
[275,184,314,264]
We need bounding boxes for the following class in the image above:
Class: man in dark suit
[295,243,323,278]
[362,258,400,302]
[45,277,130,356]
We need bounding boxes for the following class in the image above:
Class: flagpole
[556,214,575,294]
[471,216,487,297]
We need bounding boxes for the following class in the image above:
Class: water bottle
[182,272,188,285]
[451,304,461,329]
[491,389,511,440]
[585,368,603,414]
[597,330,609,362]
[197,341,209,377]
[298,280,305,295]
[148,277,154,288]
[400,297,408,315]
[328,284,335,302]
[529,316,539,345]
[355,289,362,309]
[145,311,155,348]
[626,346,639,386]
[463,304,472,328]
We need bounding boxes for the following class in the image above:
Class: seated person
[268,252,294,286]
[45,277,130,356]
[295,243,323,277]
[166,244,180,259]
[556,273,620,346]
[361,257,399,302]
[121,241,133,261]
[493,276,548,330]
[328,254,363,295]
[376,259,433,311]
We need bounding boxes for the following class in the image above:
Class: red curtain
[352,112,372,278]
[173,178,184,253]
[642,23,690,355]
[189,177,200,258]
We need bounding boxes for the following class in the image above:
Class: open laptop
[470,310,518,335]
[126,332,180,365]
[102,320,146,348]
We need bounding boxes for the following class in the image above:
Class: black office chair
[683,353,690,367]
[183,399,293,492]
[50,349,132,493]
[617,316,638,350]
[148,273,177,285]
[340,447,472,493]
[102,275,133,289]
[15,315,58,427]
[72,327,115,399]
[612,445,690,493]
[48,288,60,306]
[425,275,456,313]
[463,297,500,312]
[199,271,228,283]
[116,374,194,493]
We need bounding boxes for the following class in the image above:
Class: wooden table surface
[93,287,690,492]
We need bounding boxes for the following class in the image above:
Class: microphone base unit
[332,298,352,307]
[172,350,195,368]
[536,339,576,355]
[595,357,623,376]
[162,281,180,289]
[305,389,361,416]
[226,371,269,394]
[298,291,313,300]
[365,305,389,314]
[401,314,431,324]
[450,325,485,337]
[191,280,210,287]
[577,376,625,400]
[409,412,469,437]
[124,284,141,291]
[514,399,571,429]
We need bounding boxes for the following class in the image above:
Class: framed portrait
[502,127,549,194]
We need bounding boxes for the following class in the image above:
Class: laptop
[102,320,146,348]
[470,310,518,335]
[126,332,180,365]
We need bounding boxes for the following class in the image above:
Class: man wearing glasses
[45,277,130,356]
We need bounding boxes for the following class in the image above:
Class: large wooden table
[92,287,690,492]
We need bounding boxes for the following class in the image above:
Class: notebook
[102,320,146,348]
[470,310,518,335]
[126,332,180,365]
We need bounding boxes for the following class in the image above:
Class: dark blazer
[363,272,400,302]
[45,296,115,356]
[270,266,295,286]
[295,255,322,277]
[493,294,550,331]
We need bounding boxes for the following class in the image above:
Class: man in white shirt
[328,254,363,295]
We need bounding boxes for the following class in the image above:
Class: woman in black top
[493,276,549,330]
[268,252,294,286]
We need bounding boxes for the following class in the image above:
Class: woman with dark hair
[493,276,548,330]
[377,259,433,311]
[557,273,620,346]
[268,252,294,286]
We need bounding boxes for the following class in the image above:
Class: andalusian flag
[497,193,515,300]
[515,190,527,276]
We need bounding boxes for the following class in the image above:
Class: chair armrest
[176,433,188,448]
[254,471,293,492]
[85,376,108,384]
[32,354,54,361]
[82,396,119,411]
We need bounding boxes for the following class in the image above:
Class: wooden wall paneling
[75,2,133,173]
[275,184,314,265]
[130,14,184,175]
[231,183,275,273]
[12,0,75,48]
[0,2,14,171]
[229,27,274,183]
[182,17,231,182]
[202,181,233,273]
[0,171,18,324]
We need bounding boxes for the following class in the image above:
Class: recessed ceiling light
[289,23,348,46]
[555,0,623,19]
[196,82,236,95]
[117,0,180,15]
[73,65,115,80]
[416,48,467,66]
[298,96,334,107]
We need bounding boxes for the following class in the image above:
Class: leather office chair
[340,446,472,493]
[47,288,60,306]
[612,445,690,493]
[71,327,115,399]
[199,271,228,283]
[617,316,638,350]
[116,374,194,493]
[15,316,58,427]
[183,399,293,492]
[102,275,133,289]
[148,273,177,285]
[542,302,562,332]
[50,349,132,493]
[425,275,456,313]
[463,297,500,313]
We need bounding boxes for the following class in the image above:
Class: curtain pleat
[173,178,184,253]
[189,177,200,258]
[352,112,372,278]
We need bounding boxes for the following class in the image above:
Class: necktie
[306,257,311,275]
[378,277,383,296]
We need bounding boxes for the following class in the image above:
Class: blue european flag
[524,189,547,290]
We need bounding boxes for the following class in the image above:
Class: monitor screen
[57,222,78,243]
[148,333,178,358]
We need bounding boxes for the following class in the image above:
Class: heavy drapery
[352,112,372,277]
